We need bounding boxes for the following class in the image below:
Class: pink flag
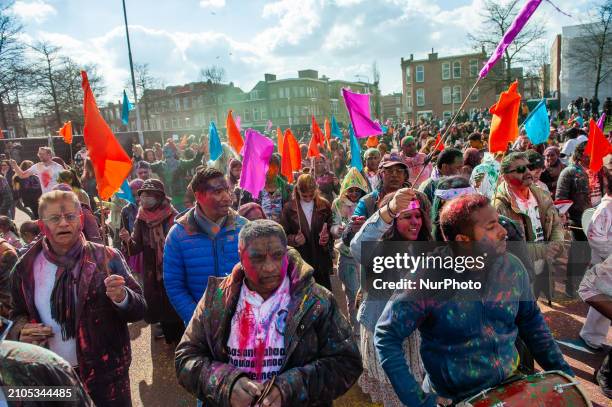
[342,88,382,138]
[236,115,242,131]
[597,113,606,131]
[479,0,543,79]
[239,129,274,197]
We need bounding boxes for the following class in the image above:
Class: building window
[469,59,478,77]
[442,87,451,105]
[416,88,425,106]
[253,106,260,121]
[244,109,251,121]
[164,120,169,129]
[183,97,190,110]
[331,99,338,114]
[175,98,180,111]
[470,87,479,102]
[452,86,462,103]
[406,94,412,108]
[278,88,284,98]
[171,117,178,128]
[443,111,452,120]
[299,87,305,97]
[452,61,461,79]
[442,62,451,80]
[405,66,411,84]
[415,65,424,83]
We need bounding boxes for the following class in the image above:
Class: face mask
[141,196,158,209]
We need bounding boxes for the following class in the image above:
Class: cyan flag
[209,121,223,161]
[331,115,343,140]
[349,124,363,171]
[115,179,135,205]
[575,115,584,127]
[523,99,549,145]
[121,90,134,126]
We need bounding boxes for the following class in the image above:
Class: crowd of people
[0,105,611,407]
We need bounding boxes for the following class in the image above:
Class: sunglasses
[507,165,528,174]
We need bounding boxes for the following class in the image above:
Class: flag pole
[413,77,482,183]
[122,0,144,146]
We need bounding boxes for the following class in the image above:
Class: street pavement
[13,209,611,406]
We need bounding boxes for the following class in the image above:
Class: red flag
[284,129,302,171]
[81,71,132,200]
[58,121,72,144]
[434,133,445,152]
[281,133,293,183]
[488,81,521,153]
[308,115,326,157]
[277,127,284,156]
[585,119,612,173]
[226,110,244,155]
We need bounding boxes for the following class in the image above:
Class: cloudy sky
[9,0,593,104]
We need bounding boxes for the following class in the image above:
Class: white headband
[434,186,476,201]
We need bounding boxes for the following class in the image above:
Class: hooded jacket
[331,168,369,256]
[375,251,572,406]
[175,248,361,407]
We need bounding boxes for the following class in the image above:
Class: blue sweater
[163,207,247,324]
[374,253,572,406]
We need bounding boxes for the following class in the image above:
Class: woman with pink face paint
[350,188,431,407]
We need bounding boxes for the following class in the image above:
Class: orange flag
[434,133,445,152]
[585,119,612,173]
[281,134,294,183]
[324,118,332,150]
[226,109,244,155]
[81,71,132,200]
[58,121,72,144]
[284,129,302,171]
[366,136,379,148]
[488,81,521,153]
[277,127,284,156]
[308,115,325,157]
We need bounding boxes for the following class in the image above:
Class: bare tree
[565,1,612,102]
[468,0,546,89]
[0,1,26,136]
[30,41,63,129]
[125,63,161,130]
[199,64,226,86]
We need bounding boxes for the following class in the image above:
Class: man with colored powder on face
[375,194,573,407]
[8,190,146,406]
[10,146,64,194]
[399,136,432,189]
[175,220,361,407]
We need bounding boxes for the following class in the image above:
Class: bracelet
[386,201,398,219]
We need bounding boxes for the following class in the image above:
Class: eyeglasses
[43,213,79,225]
[507,165,528,174]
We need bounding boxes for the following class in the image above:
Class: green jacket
[175,248,361,406]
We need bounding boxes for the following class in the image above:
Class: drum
[457,371,592,407]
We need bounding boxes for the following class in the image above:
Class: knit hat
[138,179,166,196]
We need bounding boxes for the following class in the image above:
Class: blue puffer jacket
[164,207,247,324]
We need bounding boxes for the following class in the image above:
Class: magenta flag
[597,113,606,131]
[239,129,274,197]
[479,0,543,79]
[342,88,382,138]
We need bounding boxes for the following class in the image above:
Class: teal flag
[331,115,343,140]
[523,99,549,145]
[114,179,135,205]
[349,124,362,171]
[121,90,134,126]
[209,121,223,161]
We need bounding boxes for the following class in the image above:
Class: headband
[434,186,476,201]
[398,199,421,215]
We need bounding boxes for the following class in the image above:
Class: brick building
[101,70,378,140]
[400,49,501,123]
[381,93,403,122]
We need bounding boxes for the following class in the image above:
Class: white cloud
[199,0,226,8]
[11,0,56,23]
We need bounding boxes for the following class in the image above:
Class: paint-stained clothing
[175,248,362,407]
[8,240,146,406]
[375,252,572,406]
